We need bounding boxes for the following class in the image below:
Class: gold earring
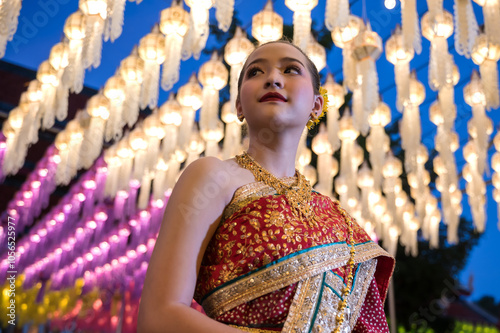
[238,114,245,122]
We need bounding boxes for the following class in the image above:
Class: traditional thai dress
[194,178,395,332]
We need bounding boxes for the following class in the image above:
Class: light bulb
[385,0,396,10]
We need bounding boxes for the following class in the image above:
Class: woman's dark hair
[236,39,321,102]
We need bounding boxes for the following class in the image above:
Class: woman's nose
[264,70,283,88]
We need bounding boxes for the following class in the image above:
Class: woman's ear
[312,94,324,118]
[236,98,243,118]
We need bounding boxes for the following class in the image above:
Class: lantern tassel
[480,59,500,110]
[140,61,160,110]
[161,34,183,91]
[83,16,105,69]
[401,0,422,54]
[325,0,349,31]
[395,62,410,112]
[453,0,479,58]
[483,0,500,45]
[214,0,234,32]
[105,0,126,42]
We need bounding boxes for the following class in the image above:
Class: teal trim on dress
[309,272,327,333]
[201,240,374,303]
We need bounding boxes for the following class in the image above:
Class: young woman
[137,41,394,333]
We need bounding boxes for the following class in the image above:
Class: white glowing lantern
[225,27,254,116]
[120,47,144,127]
[252,0,283,45]
[138,26,166,110]
[159,1,190,90]
[183,0,214,59]
[285,0,318,50]
[64,11,87,93]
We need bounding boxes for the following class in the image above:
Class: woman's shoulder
[178,156,256,207]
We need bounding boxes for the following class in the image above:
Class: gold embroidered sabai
[202,241,386,332]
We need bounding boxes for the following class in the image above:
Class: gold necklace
[332,202,356,333]
[235,151,356,332]
[235,151,313,221]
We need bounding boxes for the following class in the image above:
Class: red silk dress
[194,180,395,332]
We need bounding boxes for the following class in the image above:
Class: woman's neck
[246,129,302,178]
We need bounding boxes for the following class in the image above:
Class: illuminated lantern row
[0,0,134,176]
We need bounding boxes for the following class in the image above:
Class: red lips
[259,92,287,102]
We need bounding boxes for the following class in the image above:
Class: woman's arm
[137,157,242,333]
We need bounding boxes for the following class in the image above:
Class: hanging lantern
[331,15,363,49]
[325,0,349,31]
[104,0,127,42]
[332,16,363,92]
[338,109,360,207]
[143,113,166,173]
[182,0,214,60]
[322,73,344,152]
[312,124,335,196]
[198,52,228,133]
[129,126,148,182]
[367,100,391,191]
[159,93,182,162]
[63,11,87,93]
[473,0,500,45]
[200,120,224,157]
[386,25,414,111]
[400,0,422,55]
[37,60,59,130]
[159,1,190,91]
[463,141,487,234]
[471,33,500,110]
[49,42,71,123]
[382,151,403,237]
[20,80,42,145]
[357,162,375,228]
[104,145,122,198]
[82,93,110,168]
[252,0,283,45]
[0,0,22,58]
[285,0,318,50]
[351,23,382,136]
[177,74,203,152]
[214,0,235,32]
[138,25,166,110]
[400,71,424,173]
[221,102,243,159]
[225,27,254,116]
[430,100,460,239]
[464,70,491,175]
[120,47,144,127]
[306,33,326,71]
[185,125,206,166]
[198,52,228,156]
[55,120,84,185]
[421,9,455,91]
[79,0,107,69]
[103,75,126,141]
[453,0,479,58]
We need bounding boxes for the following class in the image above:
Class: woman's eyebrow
[246,57,305,69]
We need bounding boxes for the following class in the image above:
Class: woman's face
[236,43,322,132]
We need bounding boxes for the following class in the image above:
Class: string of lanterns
[0,0,499,330]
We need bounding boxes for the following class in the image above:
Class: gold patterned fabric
[194,180,395,332]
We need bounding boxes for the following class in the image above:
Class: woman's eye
[285,66,301,74]
[247,67,262,77]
